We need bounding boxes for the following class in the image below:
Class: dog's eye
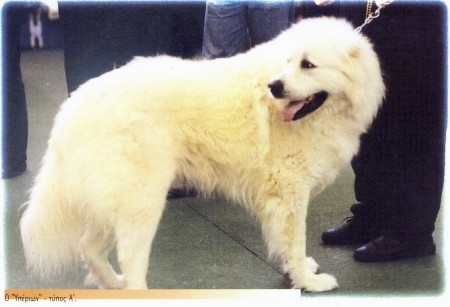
[301,60,316,69]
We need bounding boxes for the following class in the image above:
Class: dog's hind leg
[111,179,170,289]
[79,226,125,289]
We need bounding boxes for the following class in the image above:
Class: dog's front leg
[259,194,338,292]
[286,201,338,292]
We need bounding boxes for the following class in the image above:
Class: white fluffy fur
[20,17,384,291]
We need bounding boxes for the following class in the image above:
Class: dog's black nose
[268,80,284,98]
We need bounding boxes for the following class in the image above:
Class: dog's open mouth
[282,91,328,121]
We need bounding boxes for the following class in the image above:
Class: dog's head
[268,17,384,123]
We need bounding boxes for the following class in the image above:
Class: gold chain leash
[365,0,373,20]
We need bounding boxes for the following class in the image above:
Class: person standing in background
[59,1,205,94]
[1,2,31,179]
[202,0,294,59]
[317,0,446,262]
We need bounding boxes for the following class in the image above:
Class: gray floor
[2,50,445,297]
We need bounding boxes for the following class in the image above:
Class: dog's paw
[108,274,126,289]
[84,271,126,289]
[292,273,338,292]
[282,257,319,275]
[306,257,320,274]
[84,271,102,289]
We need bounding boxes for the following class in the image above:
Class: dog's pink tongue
[282,101,305,121]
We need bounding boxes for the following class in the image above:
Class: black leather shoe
[353,236,436,262]
[167,187,198,199]
[321,217,379,245]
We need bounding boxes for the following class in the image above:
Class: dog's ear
[348,46,360,60]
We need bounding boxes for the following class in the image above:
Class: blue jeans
[202,0,293,59]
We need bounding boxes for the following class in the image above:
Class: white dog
[20,17,384,292]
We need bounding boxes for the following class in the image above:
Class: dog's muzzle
[268,80,328,121]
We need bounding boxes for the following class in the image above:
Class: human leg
[247,0,293,46]
[2,3,28,178]
[202,1,247,59]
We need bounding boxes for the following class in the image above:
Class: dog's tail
[20,154,82,279]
